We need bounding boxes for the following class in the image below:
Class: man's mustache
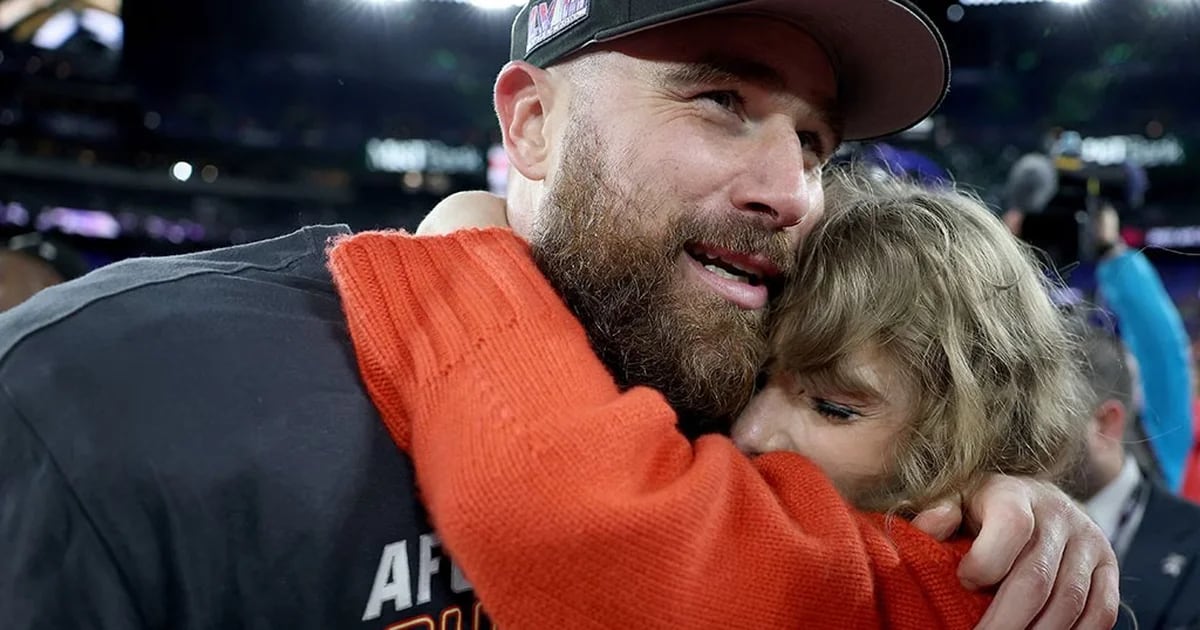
[671,217,796,279]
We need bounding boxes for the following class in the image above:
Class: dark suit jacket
[1117,483,1200,630]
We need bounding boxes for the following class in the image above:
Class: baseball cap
[510,0,950,142]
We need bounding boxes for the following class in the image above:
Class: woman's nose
[730,394,795,455]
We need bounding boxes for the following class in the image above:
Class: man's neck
[1084,457,1142,542]
[1089,457,1126,501]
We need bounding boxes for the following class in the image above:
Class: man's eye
[797,131,828,161]
[698,90,743,112]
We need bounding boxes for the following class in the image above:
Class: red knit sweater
[329,228,993,630]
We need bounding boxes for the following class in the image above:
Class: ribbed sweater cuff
[328,228,588,447]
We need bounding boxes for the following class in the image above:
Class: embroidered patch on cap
[526,0,590,55]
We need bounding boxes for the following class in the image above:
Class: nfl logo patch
[527,0,590,54]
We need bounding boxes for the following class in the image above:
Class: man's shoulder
[1144,485,1200,533]
[1128,485,1200,581]
[0,224,349,361]
[0,224,365,472]
[0,225,483,628]
[1137,488,1200,579]
[1123,487,1200,630]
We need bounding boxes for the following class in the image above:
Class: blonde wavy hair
[769,168,1090,514]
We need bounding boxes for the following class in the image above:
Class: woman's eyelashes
[811,398,862,423]
[792,381,864,422]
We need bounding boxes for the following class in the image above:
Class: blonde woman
[330,171,1096,629]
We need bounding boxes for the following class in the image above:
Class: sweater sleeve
[330,229,992,630]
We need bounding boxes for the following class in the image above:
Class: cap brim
[592,0,950,142]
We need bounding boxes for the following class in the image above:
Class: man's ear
[1093,399,1128,444]
[494,61,557,182]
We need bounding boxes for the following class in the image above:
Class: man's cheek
[809,186,826,221]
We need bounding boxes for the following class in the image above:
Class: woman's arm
[330,229,990,630]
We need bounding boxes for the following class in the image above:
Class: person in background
[1091,205,1194,493]
[0,232,90,313]
[1063,322,1200,630]
[1181,354,1200,502]
[1002,130,1087,271]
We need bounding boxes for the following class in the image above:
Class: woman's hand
[417,191,510,235]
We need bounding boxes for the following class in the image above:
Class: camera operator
[1006,133,1194,492]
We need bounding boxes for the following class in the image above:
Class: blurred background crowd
[2,0,1200,491]
[2,1,1198,323]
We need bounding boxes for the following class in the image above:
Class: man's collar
[1085,458,1142,542]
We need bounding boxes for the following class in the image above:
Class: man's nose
[729,120,819,232]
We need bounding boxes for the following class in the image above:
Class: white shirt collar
[1085,458,1143,543]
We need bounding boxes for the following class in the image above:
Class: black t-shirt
[0,226,488,629]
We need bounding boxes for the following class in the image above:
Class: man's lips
[683,243,784,310]
[686,243,783,281]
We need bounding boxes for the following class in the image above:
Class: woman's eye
[813,398,860,422]
[698,90,743,113]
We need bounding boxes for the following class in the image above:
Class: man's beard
[1057,440,1107,502]
[528,121,792,432]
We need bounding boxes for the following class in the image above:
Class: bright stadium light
[171,161,193,182]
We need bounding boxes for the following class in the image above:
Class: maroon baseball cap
[511,0,950,141]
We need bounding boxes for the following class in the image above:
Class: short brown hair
[769,168,1090,514]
